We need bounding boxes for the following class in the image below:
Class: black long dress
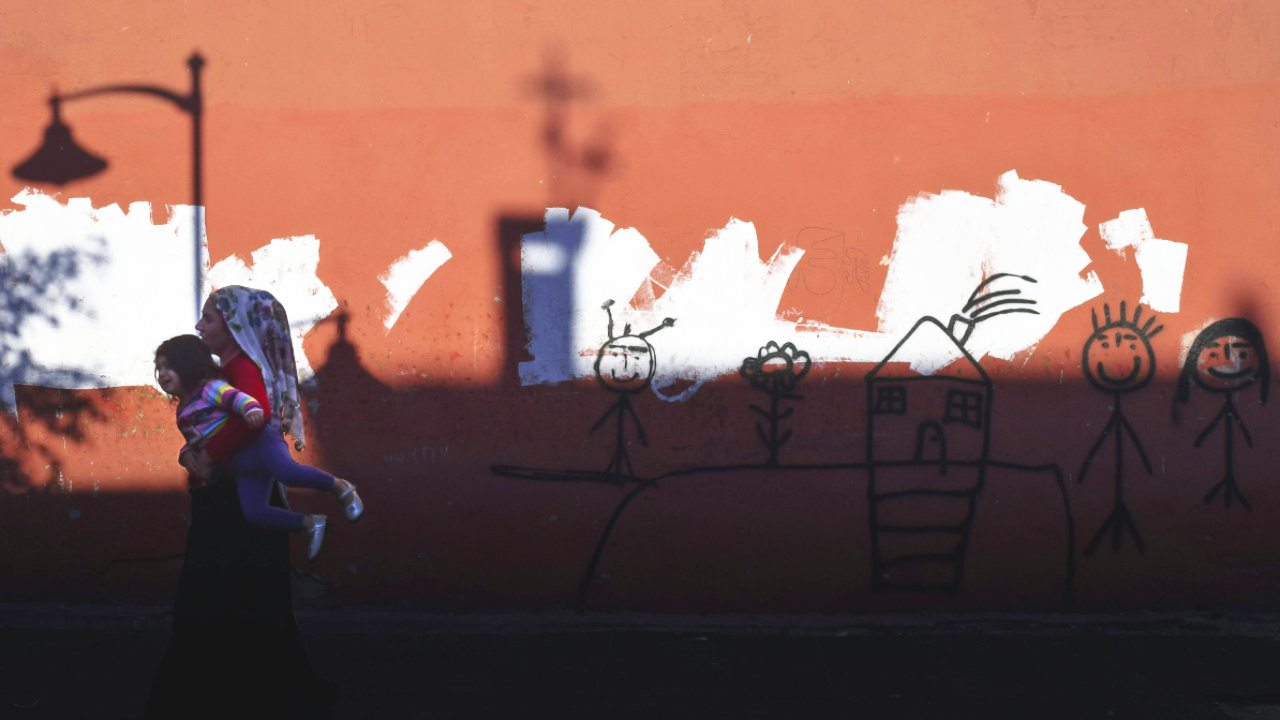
[144,470,336,719]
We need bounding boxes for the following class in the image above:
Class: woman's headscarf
[208,285,307,450]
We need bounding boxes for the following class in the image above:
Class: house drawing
[864,315,994,595]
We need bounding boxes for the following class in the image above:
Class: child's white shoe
[307,515,327,561]
[338,482,364,523]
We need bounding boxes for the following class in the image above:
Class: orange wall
[2,1,1280,611]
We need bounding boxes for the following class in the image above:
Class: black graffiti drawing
[1174,318,1270,510]
[489,298,675,486]
[591,300,676,478]
[863,273,1059,595]
[1078,302,1162,557]
[740,341,811,467]
[865,317,991,595]
[947,272,1042,346]
[493,273,1075,607]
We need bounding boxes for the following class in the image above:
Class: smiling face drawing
[1084,329,1154,391]
[595,336,656,394]
[1174,318,1270,417]
[1082,303,1161,394]
[1194,334,1259,392]
[593,299,676,395]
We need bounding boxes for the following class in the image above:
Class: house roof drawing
[865,316,991,384]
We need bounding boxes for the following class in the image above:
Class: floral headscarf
[209,285,307,450]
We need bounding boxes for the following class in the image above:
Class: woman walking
[146,286,339,719]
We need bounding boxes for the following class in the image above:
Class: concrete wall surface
[2,1,1279,612]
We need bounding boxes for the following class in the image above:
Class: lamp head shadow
[12,98,108,186]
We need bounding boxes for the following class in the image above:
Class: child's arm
[205,380,266,430]
[243,406,265,430]
[175,432,211,483]
[178,443,200,472]
[177,443,215,487]
[203,356,271,467]
[174,399,210,481]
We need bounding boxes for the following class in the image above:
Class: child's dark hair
[155,334,223,396]
[1173,317,1269,422]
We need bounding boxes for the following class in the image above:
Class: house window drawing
[944,389,984,428]
[873,385,907,414]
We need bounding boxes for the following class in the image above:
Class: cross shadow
[497,47,615,387]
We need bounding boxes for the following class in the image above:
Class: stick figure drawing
[590,300,675,479]
[1174,318,1270,510]
[1079,302,1162,557]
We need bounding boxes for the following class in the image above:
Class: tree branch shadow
[0,241,109,492]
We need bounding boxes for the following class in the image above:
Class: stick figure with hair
[1079,301,1162,556]
[591,300,675,479]
[1174,318,1270,510]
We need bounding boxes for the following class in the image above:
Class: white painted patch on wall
[0,189,342,407]
[1099,208,1187,312]
[1178,317,1220,366]
[0,190,207,407]
[879,170,1104,363]
[378,240,452,333]
[519,170,1184,393]
[633,218,892,392]
[206,235,339,381]
[518,208,896,389]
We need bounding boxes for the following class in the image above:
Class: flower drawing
[740,341,811,467]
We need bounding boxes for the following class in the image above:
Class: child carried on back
[155,334,363,560]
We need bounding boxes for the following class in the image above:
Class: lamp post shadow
[11,51,206,321]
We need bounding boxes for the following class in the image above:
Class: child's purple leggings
[231,430,335,532]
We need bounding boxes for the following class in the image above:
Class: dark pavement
[4,603,1280,719]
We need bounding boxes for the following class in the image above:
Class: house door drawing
[914,420,947,471]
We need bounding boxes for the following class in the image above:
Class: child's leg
[237,465,326,560]
[235,472,309,532]
[255,433,337,492]
[251,432,363,523]
[231,434,311,533]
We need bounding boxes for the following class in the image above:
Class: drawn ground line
[512,458,1077,607]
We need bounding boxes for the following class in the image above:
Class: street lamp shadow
[10,51,206,320]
